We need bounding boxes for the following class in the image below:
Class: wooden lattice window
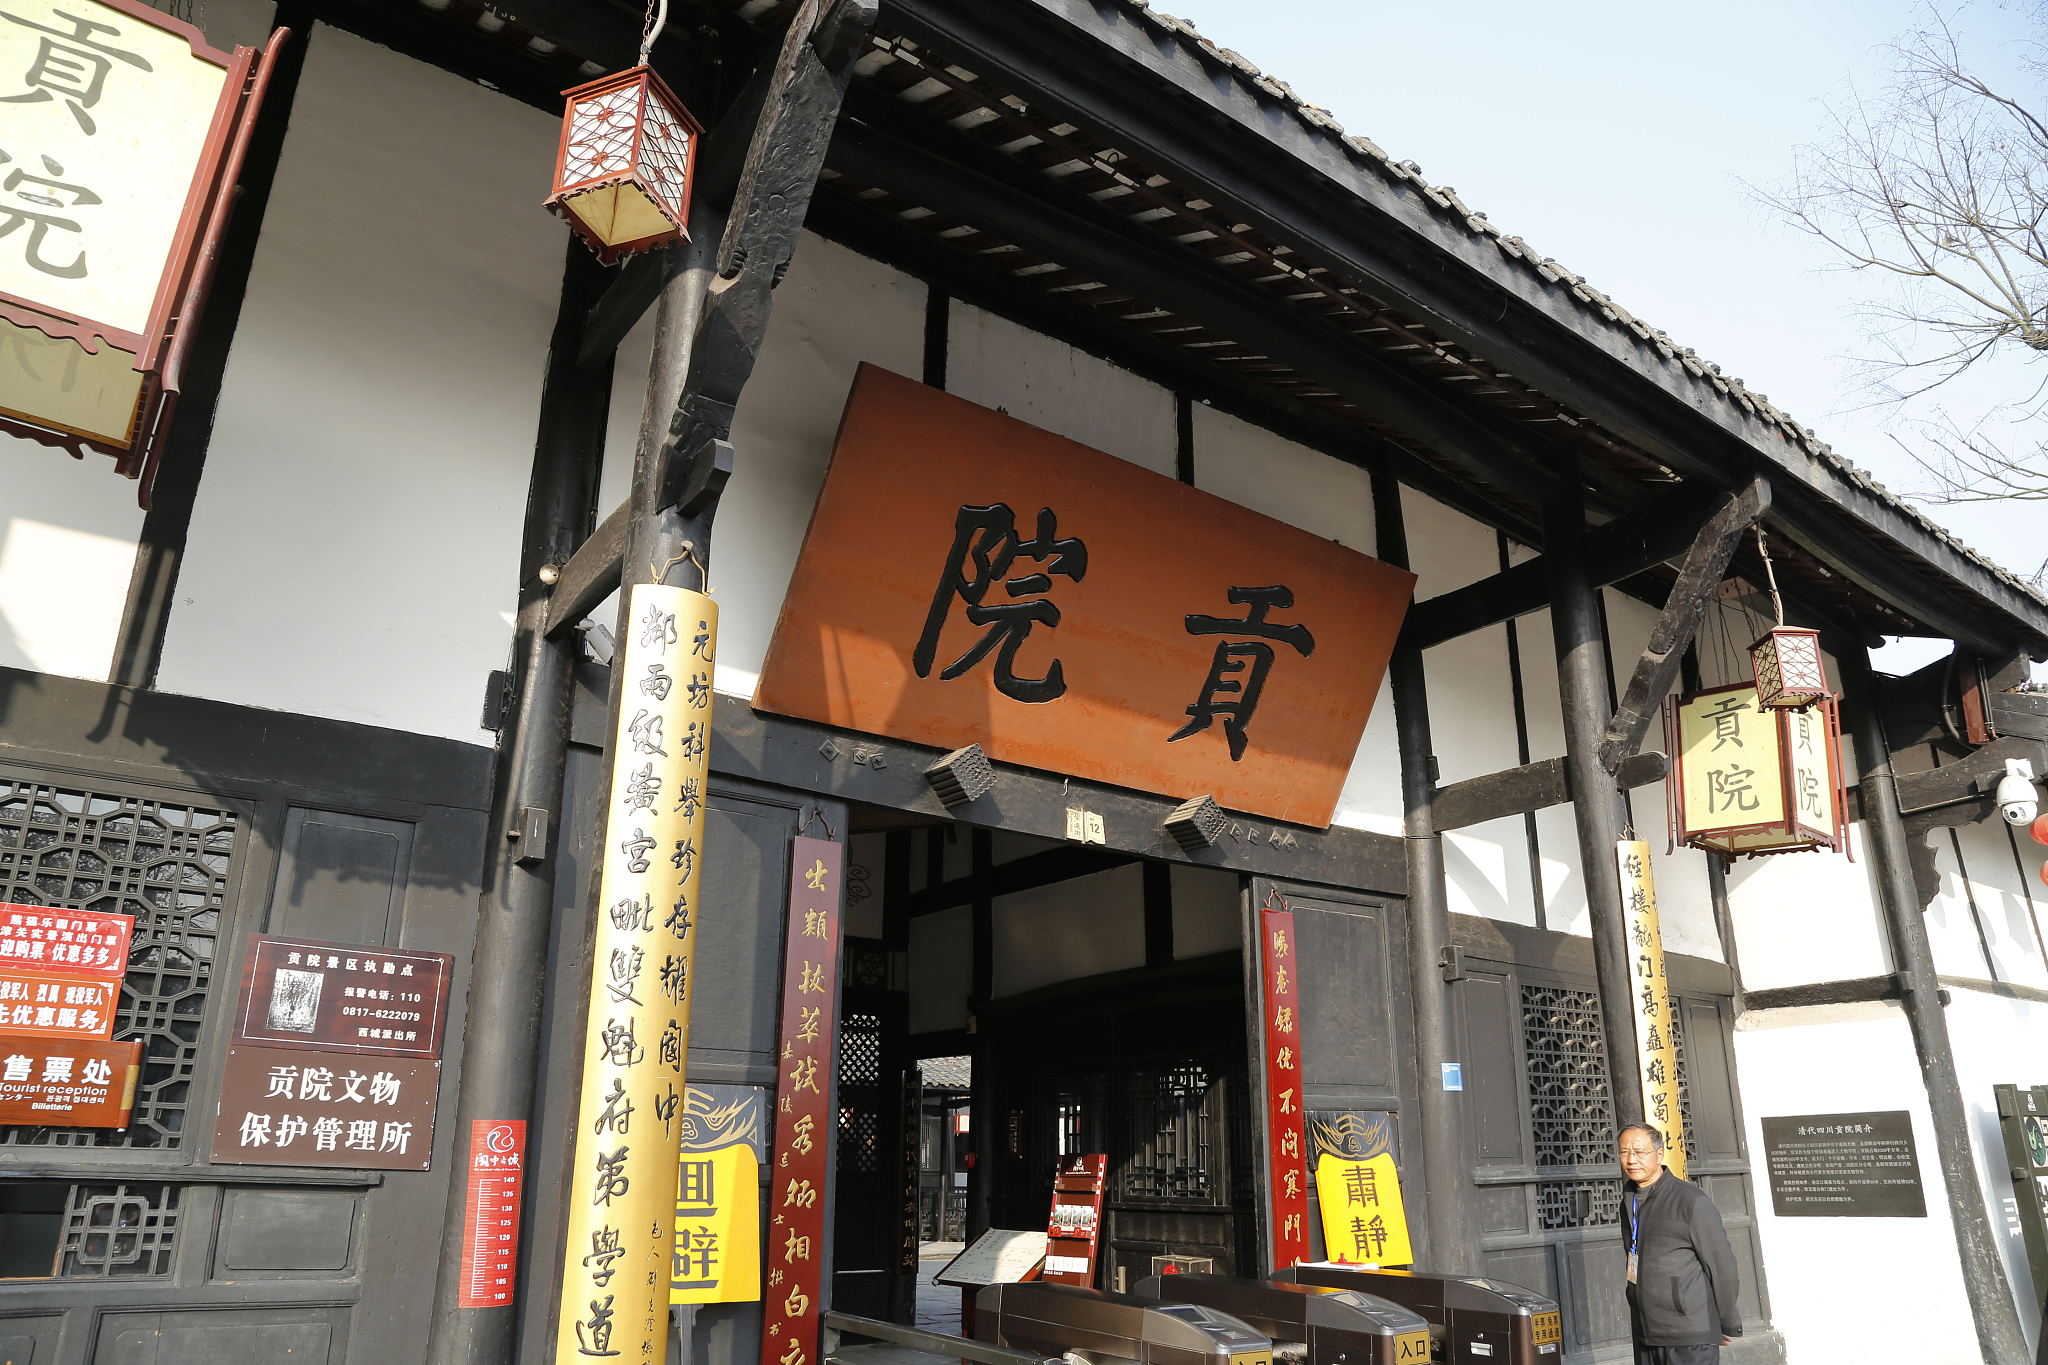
[0,777,242,1149]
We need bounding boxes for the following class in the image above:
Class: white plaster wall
[1944,988,2048,1352]
[1734,1002,1977,1364]
[0,441,144,681]
[1723,841,1892,990]
[946,301,1175,478]
[1171,863,1240,959]
[1402,488,1538,923]
[991,862,1146,997]
[1332,675,1403,838]
[1928,822,2048,988]
[156,25,564,742]
[599,232,926,698]
[1188,403,1374,552]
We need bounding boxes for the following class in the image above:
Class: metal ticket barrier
[1277,1267,1563,1363]
[1133,1273,1432,1365]
[977,1282,1276,1365]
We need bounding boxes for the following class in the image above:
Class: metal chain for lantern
[1747,530,1830,711]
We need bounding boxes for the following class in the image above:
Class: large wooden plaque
[755,365,1415,828]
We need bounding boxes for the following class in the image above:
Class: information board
[935,1229,1049,1288]
[1041,1153,1107,1287]
[210,1043,439,1170]
[230,933,453,1058]
[1760,1110,1926,1217]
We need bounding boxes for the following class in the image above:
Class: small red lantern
[544,65,702,265]
[2032,812,2048,847]
[1750,625,1830,710]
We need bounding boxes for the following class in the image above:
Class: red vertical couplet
[1040,1154,1107,1286]
[459,1119,526,1307]
[760,836,843,1365]
[1260,899,1312,1269]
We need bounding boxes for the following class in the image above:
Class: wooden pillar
[534,6,879,1364]
[424,239,614,1365]
[1371,468,1479,1273]
[1840,647,2029,1364]
[1539,475,1642,1129]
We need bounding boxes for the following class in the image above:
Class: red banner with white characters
[1260,897,1311,1269]
[0,903,132,976]
[761,836,843,1365]
[459,1119,526,1308]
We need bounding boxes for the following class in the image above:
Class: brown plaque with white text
[210,1044,439,1170]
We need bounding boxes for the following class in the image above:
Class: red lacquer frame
[0,0,291,508]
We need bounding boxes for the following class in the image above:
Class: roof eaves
[1100,0,2048,633]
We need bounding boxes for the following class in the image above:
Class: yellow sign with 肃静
[1314,1152,1412,1267]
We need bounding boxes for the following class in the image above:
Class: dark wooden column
[1840,647,2029,1364]
[1540,475,1642,1129]
[422,236,615,1365]
[1371,469,1479,1273]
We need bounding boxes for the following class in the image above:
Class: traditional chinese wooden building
[5,2,2048,1364]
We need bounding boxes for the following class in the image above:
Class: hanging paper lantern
[1666,684,1848,860]
[544,66,702,265]
[2031,812,2048,848]
[1749,626,1830,711]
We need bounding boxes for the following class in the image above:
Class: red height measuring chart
[459,1119,526,1308]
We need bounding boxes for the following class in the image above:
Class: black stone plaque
[1761,1110,1926,1217]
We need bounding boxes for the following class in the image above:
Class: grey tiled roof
[919,1054,972,1088]
[1121,1,2046,613]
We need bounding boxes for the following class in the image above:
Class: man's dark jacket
[1620,1169,1742,1347]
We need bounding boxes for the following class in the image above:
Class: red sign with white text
[460,1119,527,1308]
[1261,899,1312,1270]
[0,969,120,1040]
[760,837,843,1365]
[0,903,133,977]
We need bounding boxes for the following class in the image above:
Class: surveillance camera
[1996,758,2039,827]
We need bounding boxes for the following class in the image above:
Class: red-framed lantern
[1750,625,1830,711]
[544,65,702,265]
[1666,683,1849,861]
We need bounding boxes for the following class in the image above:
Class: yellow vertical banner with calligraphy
[1313,1153,1412,1266]
[1616,840,1686,1179]
[556,583,717,1365]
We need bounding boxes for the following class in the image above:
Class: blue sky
[1163,0,2042,670]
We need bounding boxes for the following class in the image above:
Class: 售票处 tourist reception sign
[0,0,285,505]
[755,365,1417,828]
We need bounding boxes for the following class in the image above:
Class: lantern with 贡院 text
[1666,683,1848,860]
[544,66,702,265]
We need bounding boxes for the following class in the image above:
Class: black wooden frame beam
[1402,485,1723,651]
[1597,478,1770,772]
[1430,750,1668,833]
[878,0,2048,656]
[825,116,1565,509]
[544,497,627,637]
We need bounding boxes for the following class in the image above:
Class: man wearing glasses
[1617,1123,1741,1363]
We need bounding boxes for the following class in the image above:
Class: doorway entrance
[827,816,1252,1329]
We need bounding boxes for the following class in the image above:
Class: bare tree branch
[1752,4,2048,502]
